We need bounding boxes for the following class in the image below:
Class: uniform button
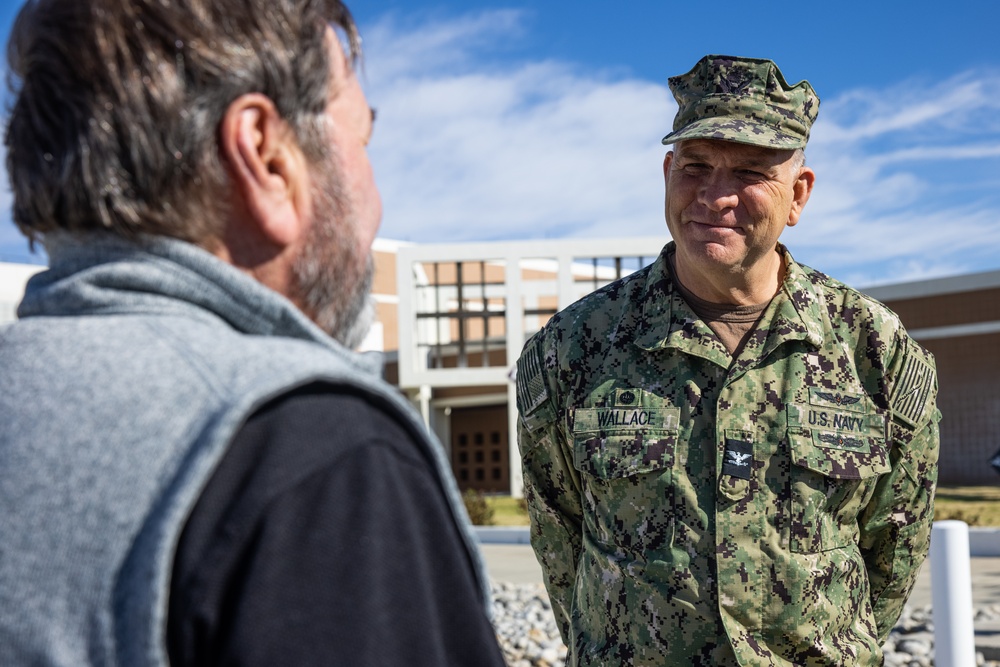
[718,474,749,502]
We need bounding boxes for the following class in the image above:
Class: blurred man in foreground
[0,1,506,664]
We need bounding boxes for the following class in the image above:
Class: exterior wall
[9,241,997,492]
[874,281,1000,486]
[449,404,510,493]
[392,237,663,495]
[371,240,407,352]
[919,332,1000,485]
[886,287,1000,330]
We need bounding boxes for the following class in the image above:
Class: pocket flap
[573,429,676,480]
[789,430,890,480]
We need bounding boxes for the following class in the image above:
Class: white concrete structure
[931,521,976,667]
[0,262,45,324]
[396,236,665,496]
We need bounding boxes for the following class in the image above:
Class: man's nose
[698,173,739,212]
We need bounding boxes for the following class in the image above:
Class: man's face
[291,32,381,348]
[316,31,382,259]
[663,138,812,283]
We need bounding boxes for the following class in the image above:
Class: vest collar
[23,232,375,373]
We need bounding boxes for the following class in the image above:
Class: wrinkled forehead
[674,138,796,166]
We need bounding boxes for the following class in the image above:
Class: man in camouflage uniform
[515,55,940,666]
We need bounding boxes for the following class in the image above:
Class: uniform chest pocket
[571,406,680,555]
[787,413,890,553]
[571,407,679,479]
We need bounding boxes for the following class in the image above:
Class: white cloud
[3,9,999,285]
[791,71,1000,283]
[361,11,1000,285]
[360,9,525,82]
[814,74,1000,143]
[362,10,673,243]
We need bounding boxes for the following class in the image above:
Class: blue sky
[3,1,1000,286]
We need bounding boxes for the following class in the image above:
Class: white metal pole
[930,520,976,667]
[418,384,432,427]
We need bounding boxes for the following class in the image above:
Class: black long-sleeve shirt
[167,384,505,666]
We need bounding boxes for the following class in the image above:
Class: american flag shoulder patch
[890,343,936,429]
[515,340,549,417]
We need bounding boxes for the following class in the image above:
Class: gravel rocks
[492,583,566,667]
[491,583,1000,667]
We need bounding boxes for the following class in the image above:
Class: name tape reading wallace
[573,407,680,433]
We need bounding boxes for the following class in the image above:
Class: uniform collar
[633,242,825,367]
[771,243,827,349]
[633,242,729,367]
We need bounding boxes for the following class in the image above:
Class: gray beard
[292,157,376,350]
[319,257,375,350]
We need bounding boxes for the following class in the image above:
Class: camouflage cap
[661,55,819,149]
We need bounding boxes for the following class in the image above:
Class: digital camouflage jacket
[515,242,940,666]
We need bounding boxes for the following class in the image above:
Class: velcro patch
[573,407,679,433]
[515,339,549,416]
[890,344,936,428]
[809,388,865,413]
[722,438,753,479]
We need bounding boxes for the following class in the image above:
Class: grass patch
[485,495,530,526]
[478,486,1000,528]
[934,486,1000,527]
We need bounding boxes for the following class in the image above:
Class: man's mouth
[691,220,742,232]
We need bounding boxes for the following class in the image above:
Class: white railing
[395,236,665,496]
[395,236,664,390]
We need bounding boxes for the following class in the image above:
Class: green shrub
[462,489,495,526]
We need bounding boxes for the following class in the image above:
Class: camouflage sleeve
[515,333,583,643]
[858,334,941,641]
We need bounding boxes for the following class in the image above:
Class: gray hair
[5,0,360,246]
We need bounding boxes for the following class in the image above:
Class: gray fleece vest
[0,234,488,666]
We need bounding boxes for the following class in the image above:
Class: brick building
[865,271,1000,485]
[388,241,1000,493]
[3,244,998,491]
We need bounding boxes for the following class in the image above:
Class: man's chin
[678,239,743,266]
[311,253,375,349]
[336,294,376,351]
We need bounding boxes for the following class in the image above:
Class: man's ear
[787,166,815,228]
[218,93,310,247]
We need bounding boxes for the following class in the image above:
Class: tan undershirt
[668,252,771,359]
